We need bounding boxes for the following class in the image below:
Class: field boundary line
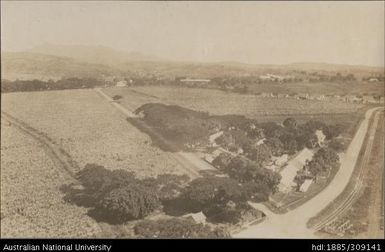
[94,88,204,178]
[1,111,79,179]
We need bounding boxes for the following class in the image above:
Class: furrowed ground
[0,123,101,237]
[1,89,186,178]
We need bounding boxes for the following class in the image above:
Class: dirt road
[233,107,382,238]
[311,109,381,231]
[95,88,215,178]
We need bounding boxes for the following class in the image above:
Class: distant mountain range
[2,44,383,80]
[28,44,165,65]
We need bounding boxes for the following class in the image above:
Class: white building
[315,130,326,146]
[183,212,206,224]
[180,78,211,83]
[273,154,288,166]
[299,179,313,192]
[279,148,314,193]
[209,131,224,147]
[116,80,128,87]
[368,78,379,82]
[204,149,224,163]
[256,138,266,146]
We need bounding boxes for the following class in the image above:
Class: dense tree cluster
[76,164,160,223]
[258,119,343,154]
[67,164,189,224]
[1,78,105,93]
[181,177,246,211]
[224,157,281,193]
[210,155,281,201]
[135,103,253,150]
[134,218,229,238]
[168,176,270,224]
[134,103,344,157]
[305,147,340,178]
[204,201,264,224]
[99,184,159,221]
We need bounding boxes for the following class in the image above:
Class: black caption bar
[0,239,383,252]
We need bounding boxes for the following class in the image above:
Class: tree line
[1,78,105,93]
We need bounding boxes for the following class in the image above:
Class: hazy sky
[2,1,384,66]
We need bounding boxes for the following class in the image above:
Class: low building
[116,80,128,87]
[368,78,379,82]
[279,148,314,193]
[347,96,362,103]
[296,93,309,100]
[299,179,313,192]
[315,130,326,146]
[183,211,206,224]
[260,92,273,98]
[273,154,288,166]
[209,131,224,147]
[204,149,224,164]
[180,78,211,84]
[259,74,294,82]
[256,138,266,146]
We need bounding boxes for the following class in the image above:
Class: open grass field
[0,123,101,238]
[104,86,365,118]
[1,89,187,178]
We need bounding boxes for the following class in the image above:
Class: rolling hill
[28,44,164,66]
[2,44,384,80]
[1,52,123,80]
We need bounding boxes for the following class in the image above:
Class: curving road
[233,106,383,238]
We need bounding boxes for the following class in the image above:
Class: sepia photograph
[1,0,384,241]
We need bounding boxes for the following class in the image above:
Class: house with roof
[204,148,225,164]
[296,93,309,100]
[368,77,379,82]
[273,154,289,166]
[315,130,326,146]
[278,148,314,193]
[209,131,224,147]
[299,179,313,192]
[116,80,128,87]
[183,211,206,224]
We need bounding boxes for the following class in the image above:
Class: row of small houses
[254,92,384,104]
[106,75,383,104]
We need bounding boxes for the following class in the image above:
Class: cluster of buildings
[254,92,384,104]
[203,128,328,194]
[102,75,133,87]
[259,74,296,82]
